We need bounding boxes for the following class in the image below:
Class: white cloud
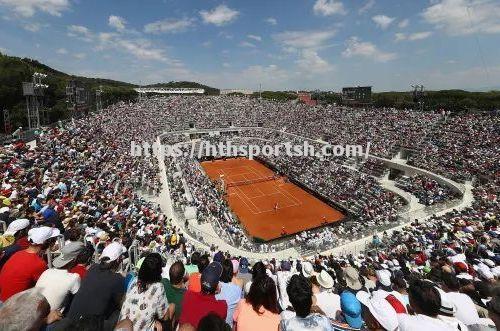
[395,33,406,42]
[202,41,212,47]
[342,37,397,62]
[265,17,277,25]
[273,29,337,49]
[296,49,334,73]
[67,25,93,42]
[422,0,500,35]
[247,34,262,42]
[23,22,42,32]
[222,62,231,68]
[240,65,289,85]
[372,15,395,29]
[73,53,86,60]
[0,0,69,17]
[358,0,375,14]
[218,31,233,39]
[395,31,432,41]
[108,15,126,31]
[239,41,256,48]
[200,5,239,26]
[56,48,67,54]
[113,38,167,61]
[89,30,170,62]
[144,17,194,34]
[313,0,347,16]
[398,18,409,28]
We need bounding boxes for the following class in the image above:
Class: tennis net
[226,176,277,188]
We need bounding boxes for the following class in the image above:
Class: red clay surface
[200,158,345,241]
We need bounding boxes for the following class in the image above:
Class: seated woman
[118,253,169,331]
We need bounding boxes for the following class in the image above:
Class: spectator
[0,288,62,330]
[69,246,94,279]
[187,254,209,293]
[441,272,480,326]
[0,218,30,269]
[216,259,243,327]
[397,279,454,331]
[0,226,59,303]
[344,266,363,292]
[162,261,186,321]
[356,291,399,331]
[66,242,125,328]
[198,313,231,331]
[35,241,84,310]
[119,252,169,330]
[488,295,500,330]
[332,291,363,330]
[185,252,200,275]
[277,260,295,310]
[179,262,227,329]
[313,270,340,319]
[233,275,280,331]
[236,257,252,288]
[280,274,333,331]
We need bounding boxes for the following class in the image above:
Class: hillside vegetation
[0,53,137,130]
[1,53,498,133]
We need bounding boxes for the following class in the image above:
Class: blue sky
[0,0,499,91]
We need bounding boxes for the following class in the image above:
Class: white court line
[241,173,265,198]
[248,164,302,207]
[218,163,302,215]
[232,186,260,214]
[235,185,262,213]
[275,181,303,206]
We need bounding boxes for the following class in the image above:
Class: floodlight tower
[96,85,103,112]
[411,84,425,112]
[3,109,12,134]
[22,72,48,129]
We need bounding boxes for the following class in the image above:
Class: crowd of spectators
[395,175,461,206]
[0,95,498,330]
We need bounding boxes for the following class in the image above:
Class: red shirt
[179,291,227,328]
[187,273,201,292]
[16,237,30,250]
[69,264,88,279]
[0,250,47,301]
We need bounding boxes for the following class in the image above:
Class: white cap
[100,242,124,262]
[28,226,60,244]
[302,261,316,278]
[357,291,398,331]
[5,218,30,236]
[478,264,494,280]
[376,269,392,287]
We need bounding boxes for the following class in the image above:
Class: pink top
[233,299,280,331]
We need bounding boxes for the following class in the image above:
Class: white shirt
[445,292,480,325]
[437,315,469,331]
[398,314,456,331]
[315,291,341,319]
[35,268,80,310]
[276,271,295,309]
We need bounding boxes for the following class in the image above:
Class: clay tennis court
[201,158,345,241]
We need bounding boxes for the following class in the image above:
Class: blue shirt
[280,313,334,331]
[215,282,242,327]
